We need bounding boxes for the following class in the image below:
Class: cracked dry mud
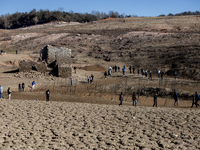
[0,100,199,149]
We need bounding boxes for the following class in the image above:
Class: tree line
[159,11,200,17]
[0,9,134,29]
[0,9,199,29]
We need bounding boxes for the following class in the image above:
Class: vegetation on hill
[0,9,133,29]
[159,10,200,16]
[0,9,199,29]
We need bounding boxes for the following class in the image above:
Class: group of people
[87,74,94,83]
[0,50,6,55]
[18,83,25,92]
[104,66,121,78]
[104,65,178,80]
[119,90,199,108]
[119,91,137,106]
[0,85,11,99]
[18,81,35,92]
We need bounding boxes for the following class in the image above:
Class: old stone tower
[19,45,72,78]
[40,45,72,78]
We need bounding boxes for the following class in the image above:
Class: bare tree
[2,14,10,29]
[32,16,38,25]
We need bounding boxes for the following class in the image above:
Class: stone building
[40,45,72,78]
[19,45,72,78]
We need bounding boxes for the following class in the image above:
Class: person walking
[71,78,74,86]
[118,66,120,72]
[174,71,177,79]
[153,93,158,107]
[132,92,137,106]
[22,83,25,92]
[7,87,11,99]
[108,69,111,77]
[141,69,144,77]
[161,71,164,80]
[119,92,123,105]
[46,89,50,102]
[0,85,4,98]
[87,76,90,83]
[122,67,125,75]
[191,92,200,108]
[132,66,135,74]
[32,81,36,89]
[18,83,22,92]
[90,76,92,84]
[129,65,132,73]
[115,65,117,72]
[158,70,160,78]
[191,96,196,108]
[104,71,107,79]
[138,68,140,75]
[91,74,94,83]
[145,70,148,78]
[74,66,76,74]
[174,91,179,106]
[149,71,152,80]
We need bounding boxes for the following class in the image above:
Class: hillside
[0,16,200,103]
[0,16,200,80]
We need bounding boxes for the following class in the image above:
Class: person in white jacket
[0,85,4,98]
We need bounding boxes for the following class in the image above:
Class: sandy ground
[0,99,199,149]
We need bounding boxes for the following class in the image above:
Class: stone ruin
[19,45,72,78]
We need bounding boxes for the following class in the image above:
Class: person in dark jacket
[46,89,50,101]
[153,93,157,107]
[104,71,107,79]
[74,66,76,74]
[119,92,123,105]
[174,91,179,106]
[149,71,152,80]
[18,83,22,92]
[161,71,164,80]
[129,66,132,73]
[191,92,200,108]
[118,66,120,72]
[7,87,11,99]
[91,74,94,83]
[22,83,25,92]
[115,65,117,72]
[132,66,135,74]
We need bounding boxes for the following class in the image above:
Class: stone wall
[19,60,47,72]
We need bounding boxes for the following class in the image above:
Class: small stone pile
[14,71,55,81]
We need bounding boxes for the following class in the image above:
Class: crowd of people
[118,90,200,108]
[0,64,198,108]
[104,65,178,80]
